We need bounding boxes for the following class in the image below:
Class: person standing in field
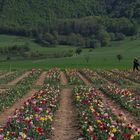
[133,58,139,71]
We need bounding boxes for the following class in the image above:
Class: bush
[115,33,126,41]
[89,39,101,48]
[6,56,11,61]
[97,29,111,46]
[75,48,82,55]
[116,54,123,62]
[109,32,116,41]
[58,34,85,46]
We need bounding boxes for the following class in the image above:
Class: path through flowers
[0,69,139,140]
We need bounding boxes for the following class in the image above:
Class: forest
[0,0,139,47]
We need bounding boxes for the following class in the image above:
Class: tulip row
[80,68,107,85]
[74,86,140,140]
[130,88,140,97]
[66,69,84,85]
[0,70,41,113]
[123,70,140,77]
[45,68,60,85]
[100,84,140,117]
[97,70,133,86]
[81,69,140,116]
[111,70,140,84]
[0,71,25,84]
[0,85,60,139]
[0,71,7,77]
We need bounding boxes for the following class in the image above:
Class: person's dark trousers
[133,66,139,71]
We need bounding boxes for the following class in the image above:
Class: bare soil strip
[0,89,37,126]
[35,71,47,86]
[0,72,14,79]
[0,89,6,94]
[60,71,68,85]
[7,71,31,86]
[51,88,80,140]
[77,72,91,85]
[78,73,140,128]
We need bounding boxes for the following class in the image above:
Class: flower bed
[80,69,140,117]
[0,71,7,77]
[97,70,133,86]
[0,85,60,139]
[44,68,60,85]
[74,86,140,140]
[0,70,41,113]
[66,69,84,85]
[100,84,140,117]
[81,68,107,85]
[0,71,25,84]
[111,70,140,84]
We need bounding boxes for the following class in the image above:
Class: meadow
[0,35,140,70]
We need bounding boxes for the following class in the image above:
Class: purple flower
[0,134,4,139]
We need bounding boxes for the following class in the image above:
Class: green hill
[0,34,140,70]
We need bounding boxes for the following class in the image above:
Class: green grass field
[0,35,140,70]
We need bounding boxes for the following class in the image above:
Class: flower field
[111,70,140,84]
[0,71,25,84]
[97,70,134,86]
[0,70,41,113]
[74,86,140,140]
[100,84,140,117]
[81,69,140,116]
[66,69,84,85]
[44,68,60,85]
[0,68,139,140]
[0,85,60,139]
[0,71,7,77]
[80,68,108,85]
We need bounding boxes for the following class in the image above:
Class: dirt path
[0,72,14,79]
[60,72,68,85]
[51,88,80,140]
[77,73,140,128]
[0,89,6,94]
[0,89,37,126]
[35,71,47,86]
[7,71,31,86]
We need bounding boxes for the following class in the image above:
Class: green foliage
[75,48,82,55]
[116,54,123,62]
[85,56,90,63]
[0,0,139,36]
[0,0,139,49]
[0,0,139,25]
[115,33,126,41]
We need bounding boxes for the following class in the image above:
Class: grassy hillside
[0,35,139,70]
[0,35,76,60]
[0,35,75,53]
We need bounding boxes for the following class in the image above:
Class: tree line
[0,16,138,48]
[35,16,138,48]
